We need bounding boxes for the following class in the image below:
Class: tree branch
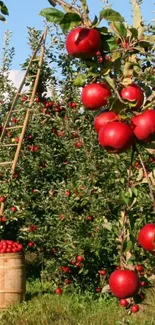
[54,0,92,27]
[54,0,83,17]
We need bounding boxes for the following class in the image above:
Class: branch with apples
[39,0,155,313]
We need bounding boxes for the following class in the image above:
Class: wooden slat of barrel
[0,253,26,309]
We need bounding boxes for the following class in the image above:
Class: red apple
[140,281,147,287]
[65,279,72,285]
[131,110,155,142]
[60,266,71,273]
[75,141,83,148]
[94,111,119,133]
[10,206,17,212]
[99,269,107,276]
[87,215,94,222]
[55,287,63,294]
[0,196,6,203]
[120,83,144,109]
[64,190,71,197]
[119,298,129,307]
[28,241,34,247]
[81,83,111,110]
[109,269,140,298]
[70,259,76,265]
[72,131,79,138]
[76,255,84,263]
[98,121,134,153]
[138,223,155,251]
[0,216,6,222]
[131,304,139,313]
[66,27,101,58]
[29,225,37,232]
[135,265,144,272]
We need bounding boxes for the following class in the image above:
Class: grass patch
[0,280,155,325]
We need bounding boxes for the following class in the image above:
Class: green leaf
[112,52,121,74]
[97,26,108,34]
[128,27,138,39]
[101,35,118,52]
[99,9,124,22]
[101,60,112,75]
[111,99,126,114]
[0,1,9,15]
[73,74,86,87]
[123,62,134,77]
[124,240,133,253]
[131,0,144,38]
[92,15,98,27]
[39,8,64,24]
[111,22,127,38]
[47,0,56,6]
[0,13,5,21]
[59,12,82,32]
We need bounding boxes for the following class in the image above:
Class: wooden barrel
[0,253,26,309]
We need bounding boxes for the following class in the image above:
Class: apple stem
[135,147,155,214]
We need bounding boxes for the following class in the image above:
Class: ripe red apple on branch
[98,121,135,153]
[109,269,140,298]
[81,83,112,110]
[131,110,155,142]
[94,111,119,133]
[138,223,155,251]
[120,83,144,110]
[66,27,101,58]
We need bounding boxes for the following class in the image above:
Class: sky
[0,0,155,77]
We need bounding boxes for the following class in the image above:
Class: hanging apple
[66,27,101,58]
[98,121,135,153]
[131,110,155,142]
[94,111,119,133]
[81,83,112,110]
[120,83,144,109]
[138,223,155,251]
[109,269,140,298]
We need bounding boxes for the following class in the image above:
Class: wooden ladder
[0,26,48,216]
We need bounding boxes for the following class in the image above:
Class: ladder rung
[5,126,23,130]
[26,75,37,78]
[11,109,27,113]
[0,143,18,147]
[32,58,40,61]
[0,161,13,166]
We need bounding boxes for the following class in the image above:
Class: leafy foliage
[0,1,8,22]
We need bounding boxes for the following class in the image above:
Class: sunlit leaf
[99,8,124,22]
[39,8,64,24]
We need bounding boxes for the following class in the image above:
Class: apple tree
[39,0,155,308]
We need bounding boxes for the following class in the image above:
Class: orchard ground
[0,278,155,325]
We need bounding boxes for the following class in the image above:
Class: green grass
[0,280,155,325]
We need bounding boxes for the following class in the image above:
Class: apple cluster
[65,26,155,311]
[0,240,23,254]
[108,223,155,312]
[65,27,155,154]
